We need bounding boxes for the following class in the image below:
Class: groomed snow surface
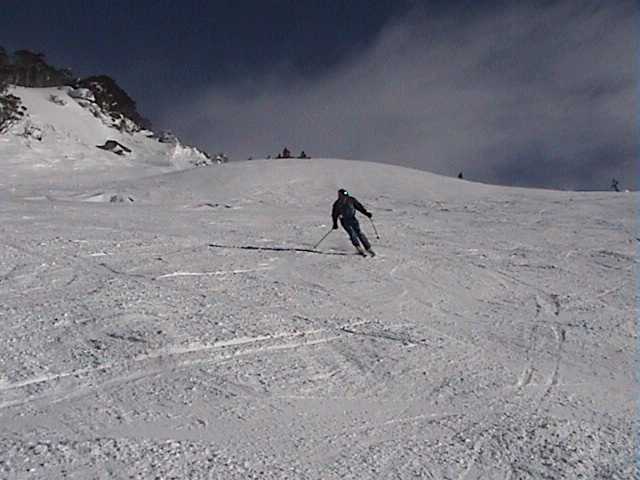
[0,158,636,479]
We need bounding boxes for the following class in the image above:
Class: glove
[365,212,372,219]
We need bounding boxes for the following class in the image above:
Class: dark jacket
[332,196,371,228]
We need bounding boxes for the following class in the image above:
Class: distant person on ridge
[332,188,375,257]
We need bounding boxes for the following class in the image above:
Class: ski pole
[312,229,333,250]
[369,217,380,239]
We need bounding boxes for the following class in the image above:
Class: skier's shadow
[208,243,352,256]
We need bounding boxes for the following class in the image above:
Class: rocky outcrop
[72,76,151,132]
[0,86,24,132]
[97,139,132,155]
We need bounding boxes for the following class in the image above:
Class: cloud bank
[163,1,637,190]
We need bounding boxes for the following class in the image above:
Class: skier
[332,188,375,257]
[611,178,620,192]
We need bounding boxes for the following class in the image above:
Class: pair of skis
[356,247,376,258]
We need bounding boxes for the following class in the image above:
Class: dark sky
[1,0,637,190]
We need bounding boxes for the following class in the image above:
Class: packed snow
[0,145,636,477]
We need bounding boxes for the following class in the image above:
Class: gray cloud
[162,0,637,190]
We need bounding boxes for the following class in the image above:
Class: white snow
[0,153,635,478]
[157,267,273,279]
[1,86,212,188]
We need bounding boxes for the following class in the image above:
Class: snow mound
[0,86,214,186]
[85,157,584,207]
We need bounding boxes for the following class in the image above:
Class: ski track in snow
[0,158,635,479]
[157,266,273,279]
[0,329,340,411]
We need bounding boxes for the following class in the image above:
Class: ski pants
[340,217,371,250]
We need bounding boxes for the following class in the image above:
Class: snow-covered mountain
[0,86,214,187]
[0,150,635,479]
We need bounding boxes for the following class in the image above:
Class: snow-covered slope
[0,86,212,187]
[0,158,635,478]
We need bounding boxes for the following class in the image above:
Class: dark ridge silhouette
[0,47,73,88]
[73,75,151,131]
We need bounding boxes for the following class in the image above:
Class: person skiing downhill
[332,188,375,257]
